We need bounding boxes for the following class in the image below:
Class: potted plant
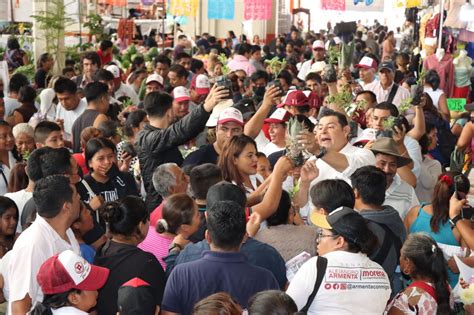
[265,57,287,96]
[215,54,233,99]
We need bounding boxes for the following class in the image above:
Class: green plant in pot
[265,57,287,97]
[322,46,340,83]
[215,54,233,99]
[285,116,308,167]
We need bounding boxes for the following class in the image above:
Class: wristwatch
[315,147,327,159]
[449,215,462,229]
[168,242,183,253]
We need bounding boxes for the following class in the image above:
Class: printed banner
[447,98,467,111]
[346,0,384,11]
[244,0,272,21]
[208,0,235,20]
[169,0,199,17]
[321,0,345,11]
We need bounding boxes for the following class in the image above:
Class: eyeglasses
[317,230,338,243]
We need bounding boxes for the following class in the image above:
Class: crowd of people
[0,18,473,315]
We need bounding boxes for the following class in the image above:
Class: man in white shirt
[296,110,376,208]
[106,64,140,105]
[371,62,410,107]
[4,73,29,117]
[53,77,87,142]
[297,40,326,81]
[371,138,419,219]
[8,175,81,313]
[355,56,378,90]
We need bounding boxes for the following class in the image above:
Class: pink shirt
[423,54,455,98]
[138,226,173,269]
[228,54,256,76]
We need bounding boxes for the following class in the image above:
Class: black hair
[37,53,51,69]
[206,200,246,250]
[401,233,451,314]
[419,123,436,155]
[318,109,348,127]
[191,58,204,73]
[237,43,252,56]
[178,34,187,40]
[40,147,72,178]
[424,69,441,91]
[144,91,174,118]
[62,67,75,75]
[100,196,149,236]
[154,55,171,68]
[85,137,116,171]
[228,31,236,39]
[175,52,191,61]
[332,212,378,255]
[123,109,147,138]
[356,90,377,104]
[250,70,269,83]
[375,102,400,117]
[34,121,62,144]
[27,147,53,182]
[277,70,292,86]
[267,191,292,227]
[0,196,19,226]
[93,69,115,82]
[8,73,29,94]
[54,77,77,95]
[7,37,20,50]
[33,175,73,219]
[98,120,119,139]
[250,45,262,54]
[305,72,322,84]
[30,289,81,315]
[310,179,355,212]
[207,181,247,209]
[84,81,109,103]
[156,193,195,234]
[168,64,188,79]
[81,51,101,68]
[189,163,223,200]
[350,166,387,206]
[248,290,297,315]
[18,85,37,103]
[100,39,113,51]
[208,36,217,44]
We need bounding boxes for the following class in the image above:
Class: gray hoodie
[359,205,406,289]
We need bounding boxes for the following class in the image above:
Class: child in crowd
[34,121,64,149]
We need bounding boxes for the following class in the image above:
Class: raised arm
[244,85,281,139]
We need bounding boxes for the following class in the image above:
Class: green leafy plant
[382,116,396,130]
[265,57,287,78]
[13,64,35,82]
[83,14,108,42]
[31,0,74,71]
[22,150,31,162]
[286,117,308,167]
[327,46,341,65]
[217,54,231,75]
[398,97,413,114]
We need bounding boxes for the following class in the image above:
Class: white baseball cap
[146,74,164,86]
[355,56,378,70]
[310,61,327,73]
[205,99,235,127]
[106,65,121,79]
[312,40,325,50]
[353,128,377,145]
[218,107,244,126]
[172,86,191,102]
[264,108,291,124]
[191,74,211,95]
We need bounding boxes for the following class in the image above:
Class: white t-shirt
[424,87,444,108]
[255,131,270,153]
[4,189,32,233]
[297,59,313,81]
[4,96,20,118]
[0,152,18,196]
[404,135,423,180]
[384,174,419,219]
[115,83,139,106]
[262,142,285,158]
[287,251,391,314]
[372,82,411,107]
[7,215,80,312]
[51,306,88,315]
[55,98,87,141]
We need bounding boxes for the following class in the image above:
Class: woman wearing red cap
[31,250,109,315]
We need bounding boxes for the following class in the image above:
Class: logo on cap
[75,262,84,274]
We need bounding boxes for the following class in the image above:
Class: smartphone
[461,206,474,220]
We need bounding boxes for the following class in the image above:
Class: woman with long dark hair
[94,196,165,315]
[404,171,468,288]
[218,135,293,219]
[35,53,53,89]
[0,120,20,195]
[385,233,452,314]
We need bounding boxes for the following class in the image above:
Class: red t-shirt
[150,201,164,227]
[97,49,112,67]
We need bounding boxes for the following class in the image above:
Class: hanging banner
[100,0,127,6]
[244,0,273,21]
[320,0,345,11]
[346,0,384,12]
[169,0,199,17]
[208,0,235,20]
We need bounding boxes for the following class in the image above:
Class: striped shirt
[384,174,419,219]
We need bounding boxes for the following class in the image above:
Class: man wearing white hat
[106,65,139,105]
[145,74,165,95]
[172,86,191,121]
[355,56,379,91]
[183,106,244,167]
[297,40,326,81]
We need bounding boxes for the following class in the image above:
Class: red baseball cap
[191,74,211,95]
[303,90,321,109]
[355,56,378,70]
[172,86,191,102]
[277,90,309,108]
[37,250,109,295]
[264,108,292,123]
[217,107,244,126]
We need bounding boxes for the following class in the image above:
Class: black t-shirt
[94,240,166,315]
[188,205,207,243]
[182,144,219,167]
[34,69,49,89]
